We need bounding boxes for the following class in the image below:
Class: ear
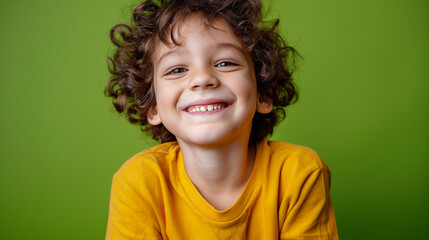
[256,94,273,114]
[147,106,162,125]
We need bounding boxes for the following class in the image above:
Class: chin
[188,133,230,146]
[180,127,249,147]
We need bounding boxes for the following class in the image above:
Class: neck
[178,138,256,210]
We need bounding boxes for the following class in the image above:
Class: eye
[166,67,188,75]
[216,61,238,67]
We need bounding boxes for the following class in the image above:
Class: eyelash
[165,61,238,75]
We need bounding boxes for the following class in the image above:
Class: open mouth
[186,103,228,113]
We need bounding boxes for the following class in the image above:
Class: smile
[186,103,228,112]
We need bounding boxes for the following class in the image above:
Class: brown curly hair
[106,0,299,143]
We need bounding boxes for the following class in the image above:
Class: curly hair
[106,0,299,143]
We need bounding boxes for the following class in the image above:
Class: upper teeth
[187,104,226,112]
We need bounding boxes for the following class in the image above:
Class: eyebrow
[157,48,189,66]
[217,42,248,56]
[156,42,248,66]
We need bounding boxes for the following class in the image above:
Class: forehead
[152,14,246,61]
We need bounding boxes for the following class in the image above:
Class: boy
[105,0,338,239]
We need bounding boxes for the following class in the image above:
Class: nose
[188,67,220,90]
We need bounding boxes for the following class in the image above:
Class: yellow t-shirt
[106,139,338,239]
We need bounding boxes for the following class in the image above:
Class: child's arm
[279,164,339,240]
[105,172,162,240]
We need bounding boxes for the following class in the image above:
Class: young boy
[105,0,338,239]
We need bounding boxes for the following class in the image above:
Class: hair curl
[106,0,299,143]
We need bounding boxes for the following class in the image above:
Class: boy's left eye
[216,61,237,67]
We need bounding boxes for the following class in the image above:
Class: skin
[148,14,272,210]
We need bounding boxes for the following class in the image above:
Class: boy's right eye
[166,67,188,75]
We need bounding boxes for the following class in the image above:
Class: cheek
[154,81,182,113]
[232,72,258,101]
[237,84,256,103]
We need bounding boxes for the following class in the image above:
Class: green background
[0,0,428,239]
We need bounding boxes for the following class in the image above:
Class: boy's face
[148,14,272,146]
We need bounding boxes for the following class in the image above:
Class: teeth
[187,104,226,112]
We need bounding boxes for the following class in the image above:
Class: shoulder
[260,140,333,206]
[262,140,330,175]
[112,141,180,188]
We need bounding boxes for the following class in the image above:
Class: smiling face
[148,14,272,147]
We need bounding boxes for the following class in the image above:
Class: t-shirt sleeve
[105,171,162,240]
[279,164,338,240]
